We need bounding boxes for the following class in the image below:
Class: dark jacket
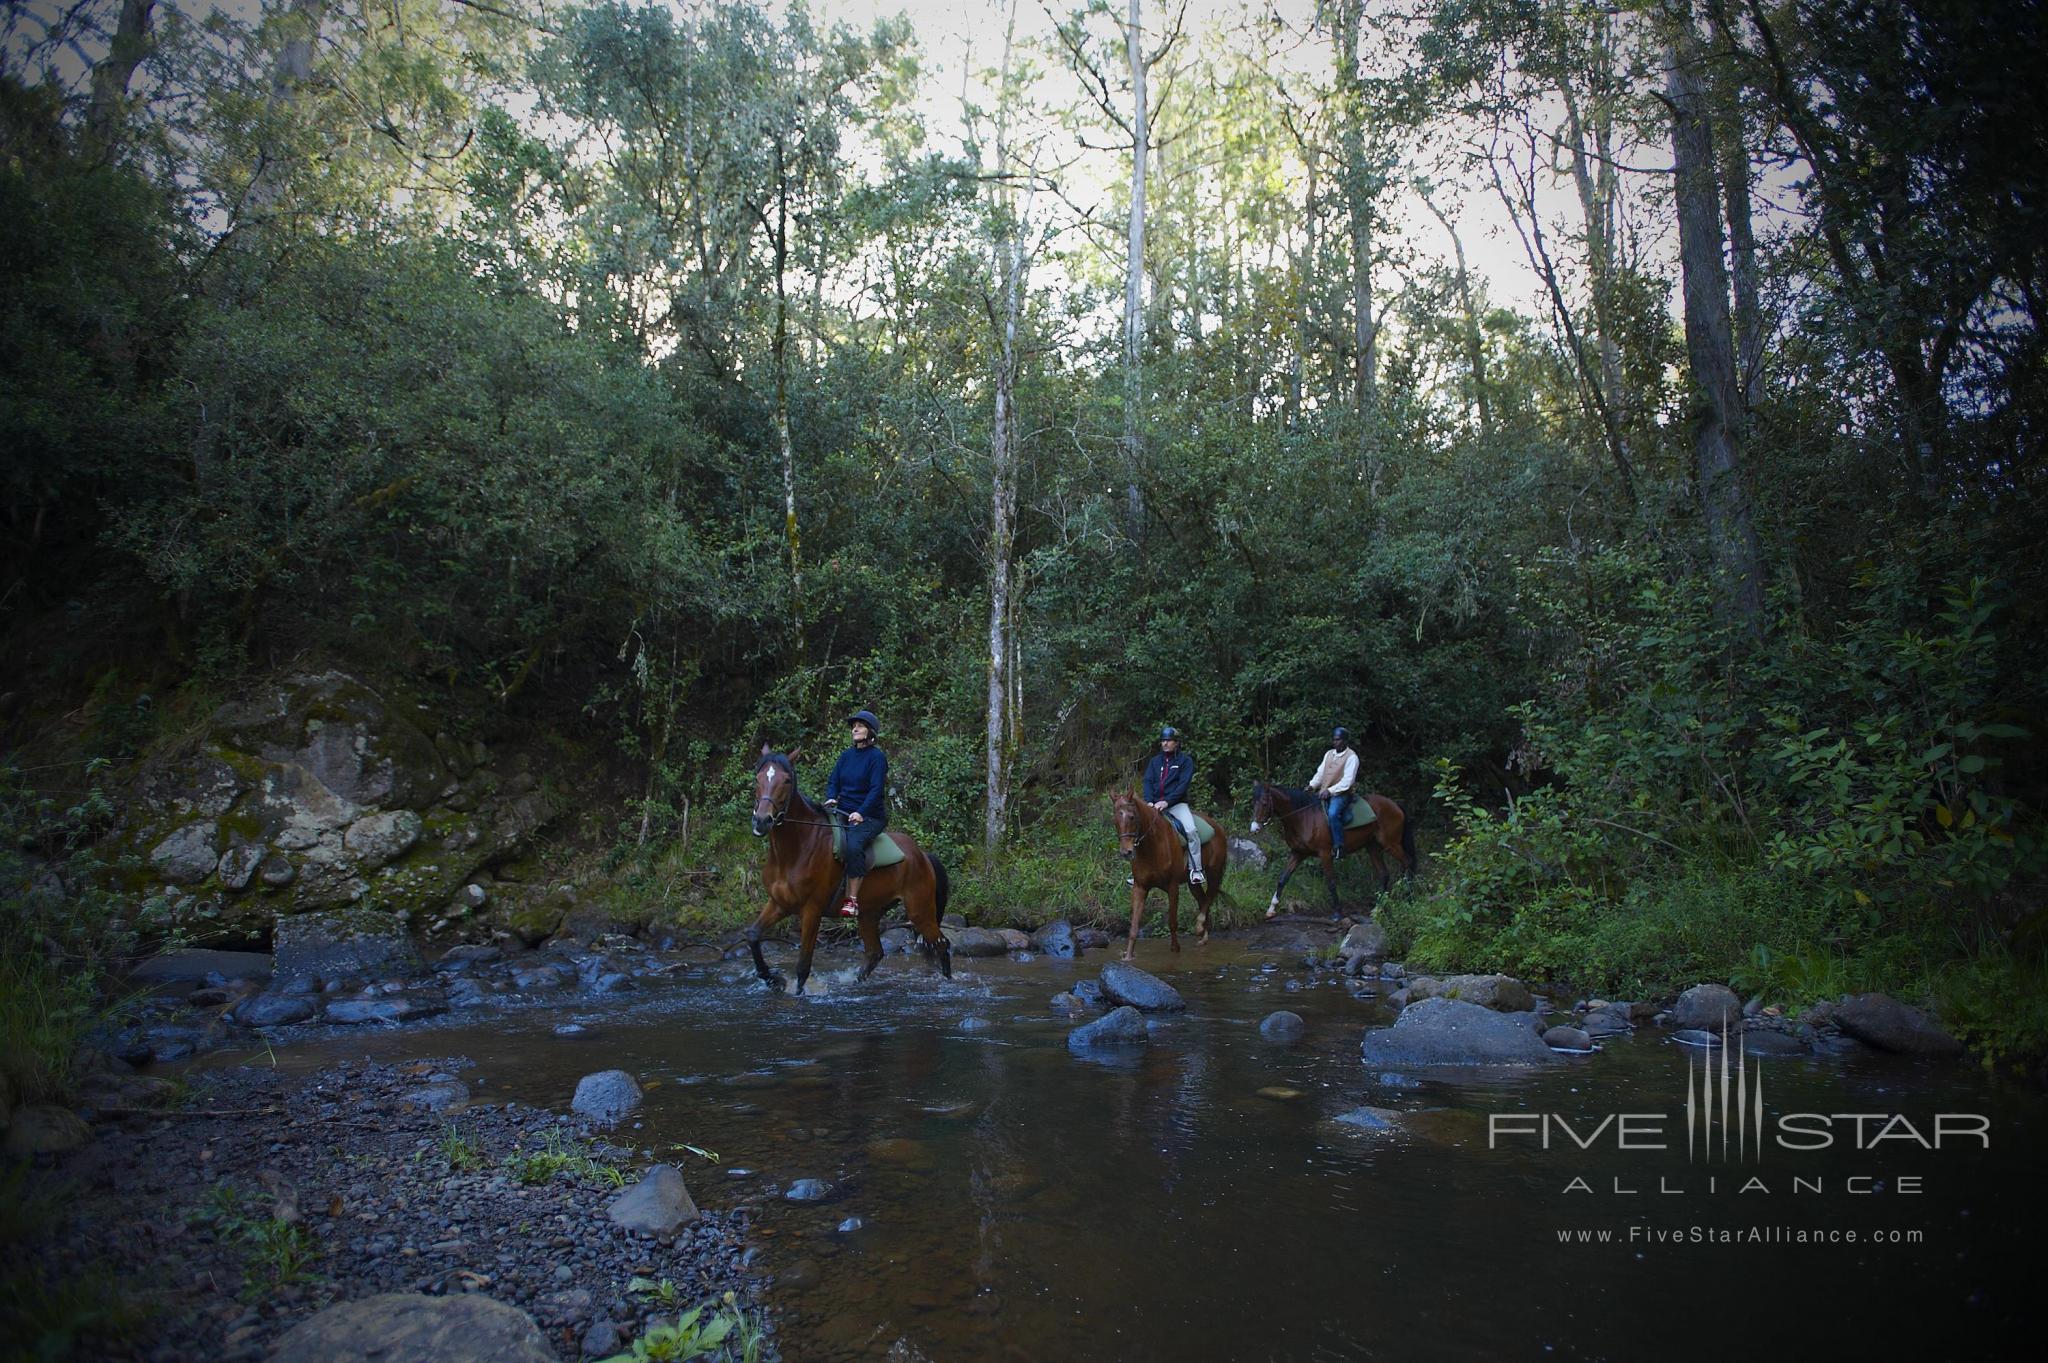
[1143,749,1194,806]
[826,744,888,821]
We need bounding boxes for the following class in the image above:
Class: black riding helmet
[1159,725,1180,742]
[847,709,881,735]
[1333,725,1351,745]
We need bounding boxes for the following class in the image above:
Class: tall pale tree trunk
[1333,0,1377,473]
[771,136,802,642]
[1420,191,1491,439]
[985,0,1027,851]
[1122,0,1147,541]
[1721,131,1764,412]
[85,0,156,154]
[1666,8,1765,631]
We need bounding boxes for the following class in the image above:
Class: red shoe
[837,897,860,918]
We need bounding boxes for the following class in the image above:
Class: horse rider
[826,708,888,917]
[1307,725,1360,861]
[1142,725,1205,886]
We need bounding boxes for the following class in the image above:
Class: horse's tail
[1398,802,1418,874]
[931,854,951,916]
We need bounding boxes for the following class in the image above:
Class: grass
[597,1292,766,1363]
[505,1129,626,1188]
[185,1179,323,1301]
[439,1123,486,1172]
[0,951,103,1107]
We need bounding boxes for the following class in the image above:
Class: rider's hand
[847,811,864,824]
[1152,800,1167,811]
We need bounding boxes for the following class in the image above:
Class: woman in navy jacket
[827,709,888,916]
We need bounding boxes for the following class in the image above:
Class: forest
[3,0,2044,1063]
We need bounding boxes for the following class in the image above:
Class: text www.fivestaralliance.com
[1558,1226,1925,1245]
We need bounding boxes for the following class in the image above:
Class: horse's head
[1110,789,1144,861]
[753,747,794,836]
[1248,779,1275,833]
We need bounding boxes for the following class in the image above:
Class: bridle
[1251,783,1323,834]
[752,757,837,833]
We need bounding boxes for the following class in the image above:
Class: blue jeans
[1324,795,1351,857]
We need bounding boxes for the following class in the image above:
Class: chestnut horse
[747,749,952,994]
[1109,791,1228,960]
[1247,780,1416,921]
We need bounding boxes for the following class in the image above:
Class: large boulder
[1067,1005,1149,1049]
[950,927,1011,958]
[572,1070,643,1121]
[149,822,222,885]
[1099,961,1187,1012]
[1337,920,1387,975]
[1358,997,1564,1068]
[237,993,318,1028]
[607,1165,699,1238]
[1227,836,1268,871]
[274,910,422,988]
[1030,920,1082,959]
[268,1293,554,1363]
[1404,973,1534,1012]
[1670,983,1745,1031]
[3,1103,93,1156]
[1259,1011,1306,1043]
[342,810,422,871]
[1832,993,1964,1057]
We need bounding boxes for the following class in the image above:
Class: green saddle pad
[1168,812,1216,844]
[832,822,906,868]
[1345,799,1378,828]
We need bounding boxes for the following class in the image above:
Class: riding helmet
[1333,726,1351,742]
[847,709,881,734]
[1159,725,1180,741]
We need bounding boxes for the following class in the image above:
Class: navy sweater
[826,745,888,821]
[1143,750,1194,805]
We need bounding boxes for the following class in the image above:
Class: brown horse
[1247,780,1416,921]
[747,749,952,994]
[1109,791,1228,960]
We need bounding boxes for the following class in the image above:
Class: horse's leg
[746,901,791,991]
[1124,876,1147,962]
[901,856,952,979]
[1267,851,1306,920]
[793,899,825,996]
[856,907,884,981]
[1166,879,1181,953]
[1318,846,1341,921]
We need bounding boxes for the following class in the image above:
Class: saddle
[830,813,907,868]
[1341,799,1377,828]
[1166,810,1218,846]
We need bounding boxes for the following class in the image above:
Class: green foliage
[187,1180,322,1301]
[505,1129,625,1188]
[438,1124,486,1173]
[600,1293,762,1363]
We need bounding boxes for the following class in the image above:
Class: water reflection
[260,945,2041,1362]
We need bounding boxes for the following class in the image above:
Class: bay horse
[748,748,952,995]
[1247,780,1416,921]
[1109,791,1228,960]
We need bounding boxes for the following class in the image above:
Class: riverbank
[4,1057,767,1363]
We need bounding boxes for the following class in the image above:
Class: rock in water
[1330,1106,1400,1133]
[1098,961,1186,1012]
[1030,920,1081,958]
[571,1069,643,1121]
[1337,920,1387,975]
[1670,983,1744,1030]
[1049,992,1089,1017]
[1402,973,1534,1012]
[1067,1005,1149,1049]
[269,1293,554,1363]
[607,1164,699,1238]
[784,1178,834,1202]
[1542,1026,1594,1052]
[1358,997,1564,1068]
[1832,993,1964,1057]
[1259,1011,1306,1042]
[950,927,1010,957]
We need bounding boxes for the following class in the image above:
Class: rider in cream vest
[1307,727,1359,860]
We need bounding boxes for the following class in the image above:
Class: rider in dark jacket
[827,709,888,916]
[1141,725,1204,885]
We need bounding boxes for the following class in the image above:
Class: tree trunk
[1421,190,1491,439]
[1720,128,1763,413]
[1666,13,1765,632]
[986,0,1025,851]
[1333,0,1377,470]
[245,0,326,224]
[1122,0,1147,541]
[772,136,801,642]
[85,0,156,155]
